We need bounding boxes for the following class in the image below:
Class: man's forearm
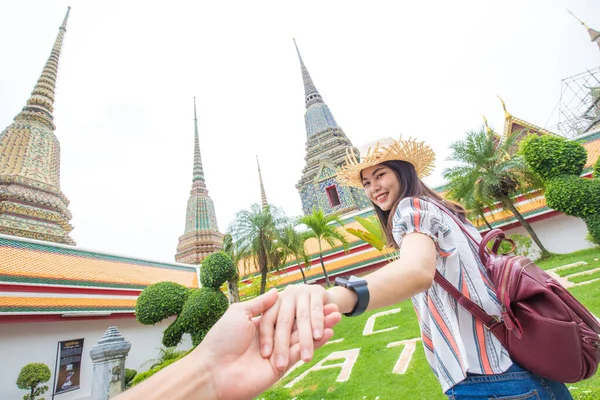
[115,351,216,400]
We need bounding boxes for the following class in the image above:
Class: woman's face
[361,164,401,211]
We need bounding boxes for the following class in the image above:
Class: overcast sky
[1,0,599,262]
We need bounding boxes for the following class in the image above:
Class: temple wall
[504,213,595,259]
[0,317,192,400]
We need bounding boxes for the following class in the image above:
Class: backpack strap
[422,198,503,330]
[434,271,502,331]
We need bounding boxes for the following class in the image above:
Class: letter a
[283,348,360,388]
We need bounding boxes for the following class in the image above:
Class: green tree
[16,363,51,400]
[228,203,288,294]
[277,223,311,284]
[222,234,241,303]
[300,209,349,287]
[444,126,550,257]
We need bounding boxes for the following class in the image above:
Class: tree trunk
[480,212,494,231]
[500,196,551,257]
[259,267,267,295]
[297,262,307,284]
[227,278,240,303]
[318,242,330,287]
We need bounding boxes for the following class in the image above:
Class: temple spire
[18,6,71,129]
[293,39,324,108]
[175,97,223,264]
[256,156,268,210]
[567,9,600,50]
[192,97,206,186]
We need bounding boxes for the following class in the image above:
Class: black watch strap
[334,276,370,317]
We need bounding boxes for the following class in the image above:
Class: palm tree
[300,209,349,287]
[444,126,550,257]
[222,234,240,303]
[277,224,311,284]
[228,204,288,294]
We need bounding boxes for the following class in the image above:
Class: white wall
[0,317,192,400]
[504,213,594,259]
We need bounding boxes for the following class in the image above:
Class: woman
[259,137,572,399]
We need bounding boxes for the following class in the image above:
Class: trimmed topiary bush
[200,251,237,288]
[135,281,189,325]
[125,368,137,388]
[16,363,51,400]
[136,252,236,347]
[519,134,587,181]
[179,287,229,345]
[520,135,600,245]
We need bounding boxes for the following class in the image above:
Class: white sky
[1,0,599,262]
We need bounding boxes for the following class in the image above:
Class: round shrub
[200,251,237,288]
[179,287,229,346]
[125,368,137,388]
[16,363,51,400]
[520,135,587,181]
[585,215,600,245]
[546,176,600,218]
[136,282,190,325]
[593,156,600,180]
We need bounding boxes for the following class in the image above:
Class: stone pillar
[90,326,132,400]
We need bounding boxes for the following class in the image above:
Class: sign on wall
[53,338,84,395]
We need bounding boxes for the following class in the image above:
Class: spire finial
[567,9,590,30]
[192,97,205,184]
[481,114,492,134]
[294,39,324,108]
[497,95,511,119]
[567,9,600,49]
[256,156,268,210]
[17,6,71,128]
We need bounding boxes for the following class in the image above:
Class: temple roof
[0,234,198,318]
[498,96,557,137]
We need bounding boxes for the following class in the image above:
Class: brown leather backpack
[430,199,600,383]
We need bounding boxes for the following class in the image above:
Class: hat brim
[336,137,436,188]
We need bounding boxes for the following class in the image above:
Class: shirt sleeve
[391,197,455,258]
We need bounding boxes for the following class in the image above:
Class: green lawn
[258,248,600,400]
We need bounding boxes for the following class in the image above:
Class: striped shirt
[392,197,512,393]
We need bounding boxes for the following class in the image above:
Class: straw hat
[336,136,436,188]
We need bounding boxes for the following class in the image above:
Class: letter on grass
[283,348,361,388]
[362,308,401,336]
[386,338,421,374]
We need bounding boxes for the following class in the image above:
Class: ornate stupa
[175,98,224,264]
[0,7,75,245]
[294,40,371,216]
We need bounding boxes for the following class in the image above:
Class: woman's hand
[259,284,331,371]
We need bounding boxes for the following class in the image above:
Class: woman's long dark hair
[363,160,467,248]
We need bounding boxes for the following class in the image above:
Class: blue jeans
[445,363,573,399]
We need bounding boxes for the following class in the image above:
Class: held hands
[192,288,341,400]
[259,284,339,372]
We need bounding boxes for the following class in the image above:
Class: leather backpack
[429,199,600,383]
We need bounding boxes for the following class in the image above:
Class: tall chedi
[0,7,75,245]
[293,40,370,216]
[175,98,224,264]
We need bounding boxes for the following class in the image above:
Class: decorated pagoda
[175,98,224,264]
[294,40,371,216]
[0,7,75,245]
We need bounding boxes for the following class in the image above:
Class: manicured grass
[257,247,600,400]
[570,270,600,284]
[555,263,593,277]
[535,247,600,270]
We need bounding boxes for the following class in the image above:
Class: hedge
[520,134,587,181]
[135,282,190,325]
[200,251,237,288]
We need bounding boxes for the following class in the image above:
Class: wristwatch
[334,275,370,317]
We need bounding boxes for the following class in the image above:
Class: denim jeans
[445,363,573,400]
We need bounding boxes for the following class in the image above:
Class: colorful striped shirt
[392,197,513,393]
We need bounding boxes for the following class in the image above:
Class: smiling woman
[258,136,574,400]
